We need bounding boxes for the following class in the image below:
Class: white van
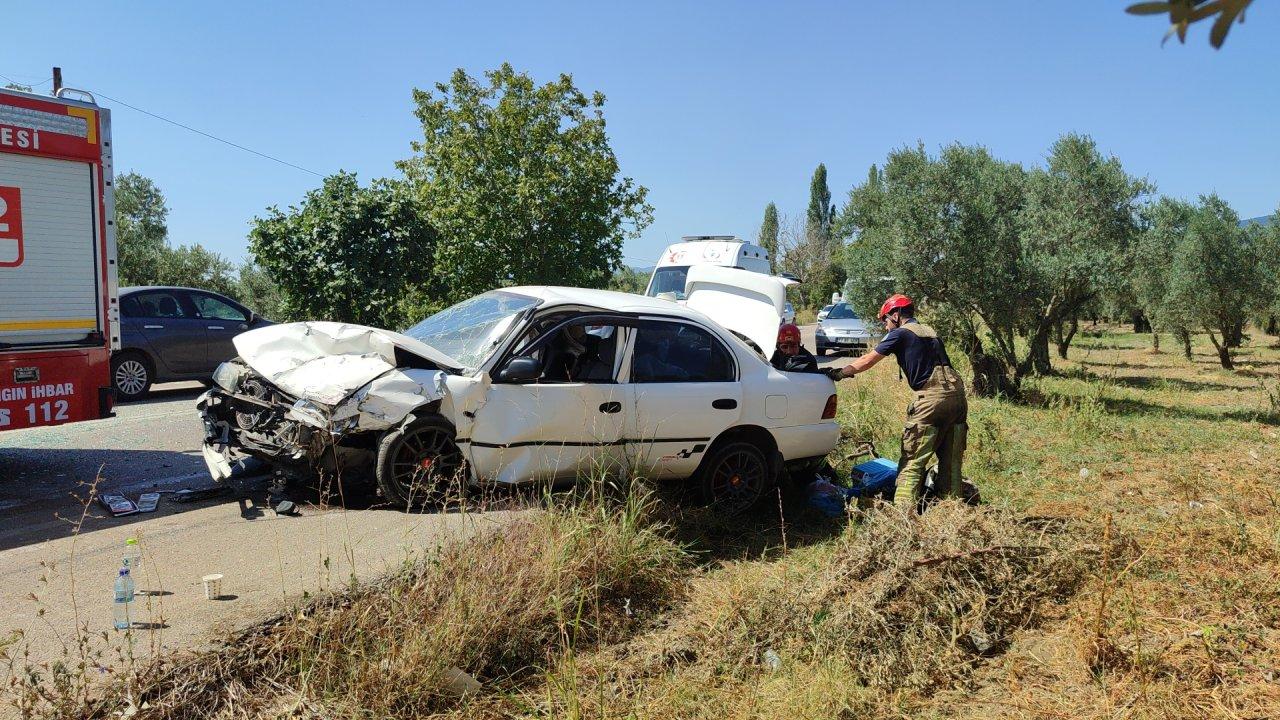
[644,235,771,301]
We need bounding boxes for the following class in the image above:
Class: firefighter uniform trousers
[893,327,968,510]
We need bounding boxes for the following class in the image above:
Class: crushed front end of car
[197,322,452,484]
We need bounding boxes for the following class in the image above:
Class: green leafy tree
[841,145,1027,396]
[1166,194,1274,369]
[806,164,834,242]
[153,244,238,297]
[607,265,650,294]
[114,172,170,286]
[758,202,780,273]
[1134,197,1196,357]
[249,172,439,330]
[1126,0,1252,48]
[1019,134,1149,371]
[399,64,652,303]
[234,261,289,321]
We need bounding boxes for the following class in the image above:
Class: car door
[627,320,742,479]
[128,290,208,376]
[189,291,251,371]
[468,318,633,484]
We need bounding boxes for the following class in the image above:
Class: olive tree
[1019,134,1150,372]
[1133,197,1196,357]
[399,64,652,303]
[840,144,1027,396]
[114,172,170,286]
[1166,194,1274,369]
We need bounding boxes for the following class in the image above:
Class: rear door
[189,291,251,371]
[0,154,101,348]
[627,320,742,479]
[129,290,207,375]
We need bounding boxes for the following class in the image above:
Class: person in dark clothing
[771,323,821,374]
[827,294,968,511]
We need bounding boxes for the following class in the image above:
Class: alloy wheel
[114,359,149,397]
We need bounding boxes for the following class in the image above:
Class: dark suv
[111,287,272,400]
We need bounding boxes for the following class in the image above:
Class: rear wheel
[699,441,772,513]
[375,416,466,509]
[111,352,153,402]
[816,346,827,357]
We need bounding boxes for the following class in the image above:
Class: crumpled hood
[231,321,456,406]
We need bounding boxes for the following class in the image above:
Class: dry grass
[6,325,1280,719]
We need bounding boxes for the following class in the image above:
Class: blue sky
[3,1,1277,267]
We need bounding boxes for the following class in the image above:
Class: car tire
[111,352,153,402]
[699,440,772,513]
[375,415,466,509]
[816,346,826,357]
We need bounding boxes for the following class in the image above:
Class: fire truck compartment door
[0,153,101,348]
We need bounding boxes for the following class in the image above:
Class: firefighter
[827,294,967,511]
[771,323,820,373]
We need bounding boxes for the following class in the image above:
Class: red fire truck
[0,86,118,432]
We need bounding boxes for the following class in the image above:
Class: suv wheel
[111,352,153,401]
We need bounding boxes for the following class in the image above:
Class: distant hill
[1241,215,1273,227]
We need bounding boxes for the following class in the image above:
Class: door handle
[712,398,738,410]
[207,325,225,330]
[598,401,622,414]
[143,324,164,329]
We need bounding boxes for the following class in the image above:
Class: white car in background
[781,302,796,325]
[198,267,840,511]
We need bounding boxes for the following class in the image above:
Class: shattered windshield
[404,290,540,372]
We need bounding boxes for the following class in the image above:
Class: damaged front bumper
[196,322,451,482]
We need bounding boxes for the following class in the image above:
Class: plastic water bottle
[113,568,135,630]
[123,537,142,570]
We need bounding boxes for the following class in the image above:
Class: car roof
[504,286,702,317]
[120,286,230,295]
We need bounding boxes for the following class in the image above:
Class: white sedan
[198,268,839,511]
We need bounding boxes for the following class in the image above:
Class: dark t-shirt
[873,320,951,391]
[770,346,821,374]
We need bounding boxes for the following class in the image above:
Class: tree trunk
[1206,329,1233,370]
[1030,332,1052,375]
[1266,315,1278,337]
[1226,321,1244,348]
[1131,312,1150,334]
[1056,316,1078,360]
[1176,327,1192,360]
[1151,332,1160,353]
[964,336,1016,398]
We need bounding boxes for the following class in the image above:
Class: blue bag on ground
[849,457,899,500]
[806,476,848,518]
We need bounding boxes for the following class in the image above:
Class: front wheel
[816,346,827,357]
[699,441,772,513]
[111,352,153,402]
[375,415,466,509]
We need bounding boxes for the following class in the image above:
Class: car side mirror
[497,356,541,383]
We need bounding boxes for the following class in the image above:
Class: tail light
[822,394,837,419]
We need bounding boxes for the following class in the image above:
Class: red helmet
[878,293,913,320]
[777,323,802,344]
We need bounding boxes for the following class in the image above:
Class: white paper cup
[202,573,224,600]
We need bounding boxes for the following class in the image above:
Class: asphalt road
[0,382,513,682]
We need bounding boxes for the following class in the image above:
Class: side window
[632,323,734,383]
[132,291,189,319]
[192,294,247,322]
[120,296,142,318]
[538,322,622,383]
